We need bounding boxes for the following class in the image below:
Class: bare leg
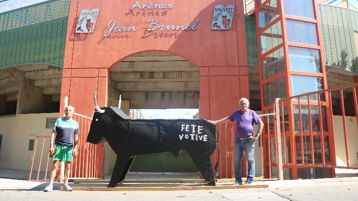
[64,162,71,185]
[59,161,65,183]
[49,161,60,184]
[63,162,73,191]
[44,160,60,192]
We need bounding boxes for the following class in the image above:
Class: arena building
[0,0,357,180]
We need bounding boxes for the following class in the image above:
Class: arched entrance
[109,51,199,109]
[104,51,201,175]
[60,0,250,179]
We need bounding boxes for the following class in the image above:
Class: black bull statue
[87,107,217,187]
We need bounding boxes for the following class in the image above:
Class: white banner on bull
[75,8,100,33]
[211,4,235,31]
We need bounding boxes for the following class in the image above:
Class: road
[1,177,358,201]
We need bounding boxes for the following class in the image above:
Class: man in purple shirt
[207,97,264,185]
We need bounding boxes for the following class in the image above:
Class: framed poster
[75,8,100,33]
[211,4,235,31]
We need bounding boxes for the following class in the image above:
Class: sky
[0,0,48,13]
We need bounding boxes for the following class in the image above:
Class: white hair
[239,97,250,104]
[64,105,75,111]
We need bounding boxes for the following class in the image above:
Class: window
[263,48,285,78]
[28,139,35,151]
[289,47,321,73]
[291,76,323,96]
[260,21,283,54]
[258,9,279,28]
[46,117,57,129]
[283,0,315,19]
[264,79,286,105]
[260,0,278,9]
[287,20,317,45]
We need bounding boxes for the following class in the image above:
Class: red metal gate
[214,110,279,179]
[262,85,358,179]
[29,85,358,181]
[28,112,104,181]
[70,113,104,179]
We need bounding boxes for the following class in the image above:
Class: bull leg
[108,155,131,187]
[117,156,135,183]
[187,151,216,186]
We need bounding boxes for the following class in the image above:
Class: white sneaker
[44,184,53,192]
[63,183,73,191]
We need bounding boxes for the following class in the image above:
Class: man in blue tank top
[207,97,264,185]
[44,105,79,192]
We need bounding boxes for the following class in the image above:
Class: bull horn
[64,96,69,107]
[93,91,98,107]
[95,105,105,113]
[118,94,122,109]
[93,91,105,113]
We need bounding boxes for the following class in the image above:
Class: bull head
[87,110,110,144]
[87,92,107,143]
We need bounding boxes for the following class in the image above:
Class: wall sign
[97,1,204,41]
[103,21,137,38]
[125,9,169,17]
[125,1,175,17]
[101,19,200,40]
[131,1,175,9]
[75,8,100,33]
[211,4,235,31]
[142,19,200,39]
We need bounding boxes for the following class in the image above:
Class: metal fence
[216,85,358,180]
[28,85,358,180]
[214,103,283,180]
[264,85,358,179]
[28,112,104,181]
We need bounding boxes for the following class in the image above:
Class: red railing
[215,109,280,179]
[70,113,104,179]
[259,99,285,180]
[28,85,358,181]
[28,112,104,181]
[262,85,358,179]
[214,121,235,178]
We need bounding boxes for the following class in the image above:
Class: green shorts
[53,144,73,162]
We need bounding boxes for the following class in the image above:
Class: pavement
[0,169,358,201]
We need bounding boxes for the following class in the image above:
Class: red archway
[60,0,250,178]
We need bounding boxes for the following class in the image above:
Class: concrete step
[72,182,269,191]
[72,172,269,191]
